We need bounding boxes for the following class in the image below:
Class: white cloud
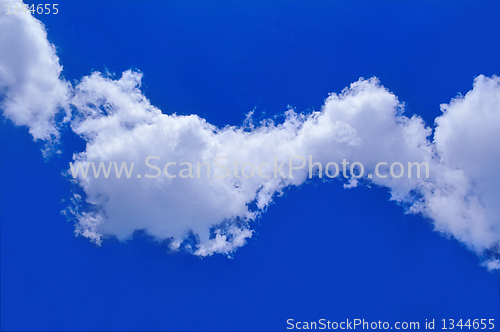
[429,75,500,254]
[64,72,500,266]
[1,6,499,268]
[483,259,500,272]
[0,0,70,143]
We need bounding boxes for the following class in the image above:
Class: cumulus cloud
[0,0,70,143]
[1,5,499,268]
[64,71,435,256]
[65,70,500,266]
[430,75,500,261]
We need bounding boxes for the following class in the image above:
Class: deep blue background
[2,1,499,330]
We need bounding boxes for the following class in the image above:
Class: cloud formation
[1,8,499,268]
[65,71,434,256]
[0,0,70,144]
[431,76,500,269]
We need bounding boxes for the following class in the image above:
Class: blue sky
[1,1,500,331]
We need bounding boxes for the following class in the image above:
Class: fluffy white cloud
[64,70,500,265]
[64,72,433,256]
[1,6,499,268]
[429,75,500,257]
[0,0,70,143]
